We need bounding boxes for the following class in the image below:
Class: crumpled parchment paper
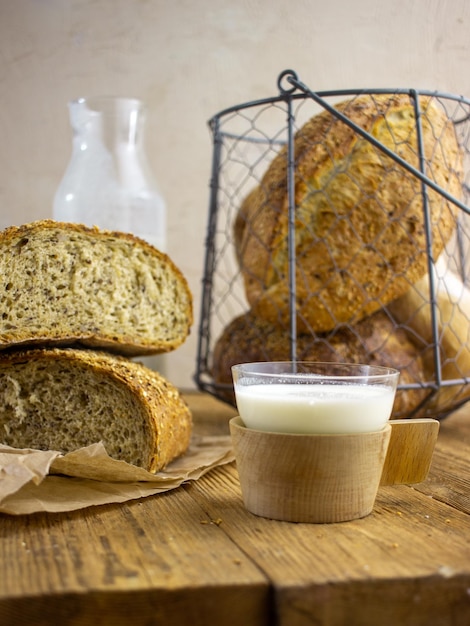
[0,435,234,515]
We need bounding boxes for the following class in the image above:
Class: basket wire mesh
[195,69,470,420]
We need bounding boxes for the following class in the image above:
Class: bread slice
[0,348,192,472]
[0,220,193,355]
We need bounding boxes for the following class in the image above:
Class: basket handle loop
[277,69,299,95]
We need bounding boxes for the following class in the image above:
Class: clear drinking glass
[232,361,400,434]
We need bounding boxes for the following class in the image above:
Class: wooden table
[1,392,470,626]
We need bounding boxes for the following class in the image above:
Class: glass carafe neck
[69,97,144,147]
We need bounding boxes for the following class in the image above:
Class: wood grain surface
[1,393,469,626]
[380,418,440,485]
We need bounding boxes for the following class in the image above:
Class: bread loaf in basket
[389,255,470,416]
[235,93,463,332]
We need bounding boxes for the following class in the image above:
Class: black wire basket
[195,69,470,420]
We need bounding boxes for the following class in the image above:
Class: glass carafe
[53,96,166,252]
[53,96,168,374]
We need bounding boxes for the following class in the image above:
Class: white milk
[234,383,395,434]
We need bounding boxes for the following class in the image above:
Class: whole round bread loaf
[235,93,462,332]
[211,310,428,418]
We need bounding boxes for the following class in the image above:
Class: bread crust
[389,258,470,416]
[236,94,462,332]
[0,220,193,355]
[0,347,192,472]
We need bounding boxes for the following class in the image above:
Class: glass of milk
[232,361,399,434]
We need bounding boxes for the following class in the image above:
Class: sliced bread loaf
[0,348,192,472]
[0,220,193,355]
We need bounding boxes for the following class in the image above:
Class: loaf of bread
[0,220,193,355]
[388,255,470,417]
[211,309,428,418]
[0,348,192,472]
[235,94,462,333]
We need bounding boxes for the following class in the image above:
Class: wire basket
[195,69,470,420]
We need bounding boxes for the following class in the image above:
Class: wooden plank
[412,409,470,515]
[277,575,470,626]
[435,406,470,440]
[182,391,236,436]
[1,392,469,626]
[186,393,470,624]
[189,463,470,626]
[275,486,470,626]
[414,445,470,515]
[0,483,270,626]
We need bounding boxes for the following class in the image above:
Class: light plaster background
[1,0,470,389]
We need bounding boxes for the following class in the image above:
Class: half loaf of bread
[0,348,192,472]
[0,220,193,355]
[236,93,462,332]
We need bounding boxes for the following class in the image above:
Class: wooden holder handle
[380,418,440,486]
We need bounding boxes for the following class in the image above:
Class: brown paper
[0,435,234,515]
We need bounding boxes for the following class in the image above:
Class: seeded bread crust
[0,347,192,472]
[236,94,462,332]
[0,220,193,355]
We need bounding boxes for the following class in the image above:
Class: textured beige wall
[1,0,470,388]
